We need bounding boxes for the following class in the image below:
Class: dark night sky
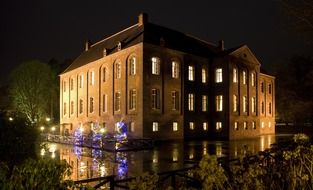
[1,0,312,86]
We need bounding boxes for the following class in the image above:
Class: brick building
[60,13,275,140]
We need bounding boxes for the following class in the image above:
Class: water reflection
[41,134,290,180]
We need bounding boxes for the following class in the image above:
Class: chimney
[85,40,91,51]
[218,40,224,51]
[138,13,148,26]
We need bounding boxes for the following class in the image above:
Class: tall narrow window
[188,93,195,111]
[269,102,272,114]
[233,68,238,83]
[216,95,223,112]
[70,101,74,115]
[172,61,179,78]
[102,94,107,112]
[269,84,272,94]
[233,95,238,112]
[63,102,67,115]
[188,66,195,81]
[243,96,248,113]
[129,57,136,76]
[203,122,208,131]
[216,122,222,130]
[261,102,265,114]
[115,62,121,79]
[114,92,121,111]
[215,68,223,83]
[261,82,264,93]
[79,75,84,88]
[234,122,238,130]
[202,68,207,83]
[243,71,247,85]
[152,122,159,132]
[129,122,135,132]
[251,72,256,86]
[173,122,178,131]
[171,91,179,110]
[79,99,83,114]
[252,121,256,129]
[89,97,94,113]
[151,89,160,109]
[90,71,95,86]
[102,67,106,82]
[252,97,256,113]
[129,89,137,110]
[202,95,208,112]
[151,57,160,75]
[63,81,66,92]
[189,122,195,130]
[244,122,248,130]
[70,78,74,90]
[261,122,265,128]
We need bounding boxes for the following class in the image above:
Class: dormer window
[103,48,107,56]
[117,42,122,51]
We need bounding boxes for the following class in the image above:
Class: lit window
[115,92,121,111]
[63,102,67,115]
[151,89,160,109]
[252,121,256,129]
[261,122,265,128]
[233,95,238,112]
[244,122,247,130]
[130,122,135,132]
[252,97,256,113]
[233,68,238,83]
[261,102,265,114]
[152,57,160,75]
[70,78,74,90]
[189,122,195,130]
[203,122,208,131]
[188,93,195,111]
[129,89,137,110]
[188,66,195,81]
[173,122,178,131]
[171,91,179,110]
[234,122,238,130]
[152,122,159,132]
[215,68,223,83]
[216,122,222,130]
[70,101,74,115]
[172,61,179,78]
[63,81,66,92]
[251,72,256,86]
[89,97,94,113]
[202,95,208,112]
[268,122,271,128]
[90,71,95,85]
[269,84,272,94]
[79,99,83,114]
[102,94,107,112]
[79,75,84,88]
[243,96,248,113]
[269,102,272,114]
[115,62,121,79]
[216,95,223,112]
[243,70,247,85]
[102,67,106,82]
[130,57,136,76]
[202,68,207,83]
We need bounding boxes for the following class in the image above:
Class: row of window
[232,68,256,86]
[152,121,222,132]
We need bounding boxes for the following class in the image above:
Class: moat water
[41,134,292,181]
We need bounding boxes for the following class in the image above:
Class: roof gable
[228,45,261,67]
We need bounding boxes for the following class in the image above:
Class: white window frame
[152,122,159,132]
[130,57,136,76]
[202,68,207,83]
[188,93,195,111]
[172,61,179,78]
[216,122,222,130]
[90,71,95,86]
[215,68,223,83]
[114,92,121,112]
[188,66,195,81]
[202,95,208,112]
[152,57,160,75]
[129,89,137,110]
[233,68,238,83]
[216,95,223,112]
[151,89,160,109]
[173,122,178,131]
[189,122,195,130]
[203,122,208,131]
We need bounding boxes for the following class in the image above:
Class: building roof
[62,15,221,74]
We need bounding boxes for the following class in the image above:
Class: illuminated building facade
[60,13,275,140]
